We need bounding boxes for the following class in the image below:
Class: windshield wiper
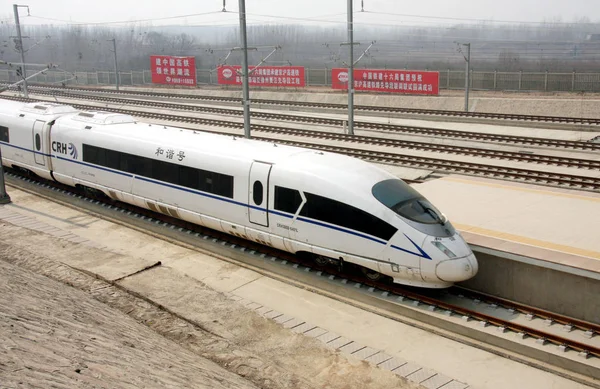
[419,201,444,224]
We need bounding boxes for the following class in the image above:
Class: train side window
[152,159,179,185]
[253,181,263,205]
[35,134,41,151]
[129,154,151,177]
[83,144,97,163]
[197,170,213,193]
[138,156,153,177]
[83,144,105,165]
[196,170,233,198]
[105,149,121,170]
[97,148,106,166]
[179,165,199,189]
[119,153,135,173]
[274,186,302,213]
[214,173,234,198]
[81,143,234,199]
[299,192,397,241]
[0,126,9,143]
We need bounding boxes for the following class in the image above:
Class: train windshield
[372,179,445,225]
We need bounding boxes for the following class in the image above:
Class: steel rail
[2,95,599,191]
[12,88,600,151]
[23,90,600,161]
[453,286,599,334]
[7,83,600,126]
[2,95,600,171]
[265,139,600,190]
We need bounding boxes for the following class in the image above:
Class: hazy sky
[2,0,599,28]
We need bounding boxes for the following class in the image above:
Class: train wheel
[314,255,329,266]
[361,267,382,281]
[13,166,36,178]
[79,185,108,201]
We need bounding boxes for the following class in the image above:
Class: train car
[0,100,78,180]
[0,101,478,288]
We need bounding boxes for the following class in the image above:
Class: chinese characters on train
[217,66,305,87]
[150,55,197,86]
[156,147,185,161]
[331,68,439,95]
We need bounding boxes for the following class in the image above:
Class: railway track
[17,88,600,151]
[273,139,600,190]
[7,83,600,126]
[18,91,600,166]
[6,169,599,379]
[2,95,599,191]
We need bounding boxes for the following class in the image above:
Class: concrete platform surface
[0,185,593,389]
[413,175,600,273]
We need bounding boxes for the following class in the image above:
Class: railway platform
[414,175,600,323]
[0,182,595,389]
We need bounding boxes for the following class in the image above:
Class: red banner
[217,65,305,87]
[150,55,196,86]
[331,68,439,95]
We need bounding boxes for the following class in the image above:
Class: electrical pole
[0,63,59,93]
[0,147,11,204]
[108,38,119,91]
[347,0,355,135]
[463,43,471,112]
[13,4,28,98]
[238,0,251,139]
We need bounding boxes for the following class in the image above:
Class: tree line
[1,18,599,73]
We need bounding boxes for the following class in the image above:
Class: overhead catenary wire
[361,10,600,26]
[14,7,599,30]
[26,10,224,26]
[3,3,599,73]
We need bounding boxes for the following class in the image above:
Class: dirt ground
[0,220,421,389]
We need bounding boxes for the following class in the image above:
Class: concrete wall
[461,249,599,324]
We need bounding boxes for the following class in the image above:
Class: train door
[248,161,272,227]
[32,120,46,166]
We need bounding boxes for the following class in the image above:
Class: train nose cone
[435,253,478,282]
[469,253,479,276]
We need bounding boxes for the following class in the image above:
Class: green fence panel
[520,72,546,91]
[574,73,600,92]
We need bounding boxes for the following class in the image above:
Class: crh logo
[337,71,349,83]
[68,143,78,159]
[52,141,78,159]
[222,68,233,79]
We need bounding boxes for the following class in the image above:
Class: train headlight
[431,241,457,259]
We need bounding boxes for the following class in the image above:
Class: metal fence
[441,70,600,92]
[2,68,600,93]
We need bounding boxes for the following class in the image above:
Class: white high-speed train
[0,100,478,288]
